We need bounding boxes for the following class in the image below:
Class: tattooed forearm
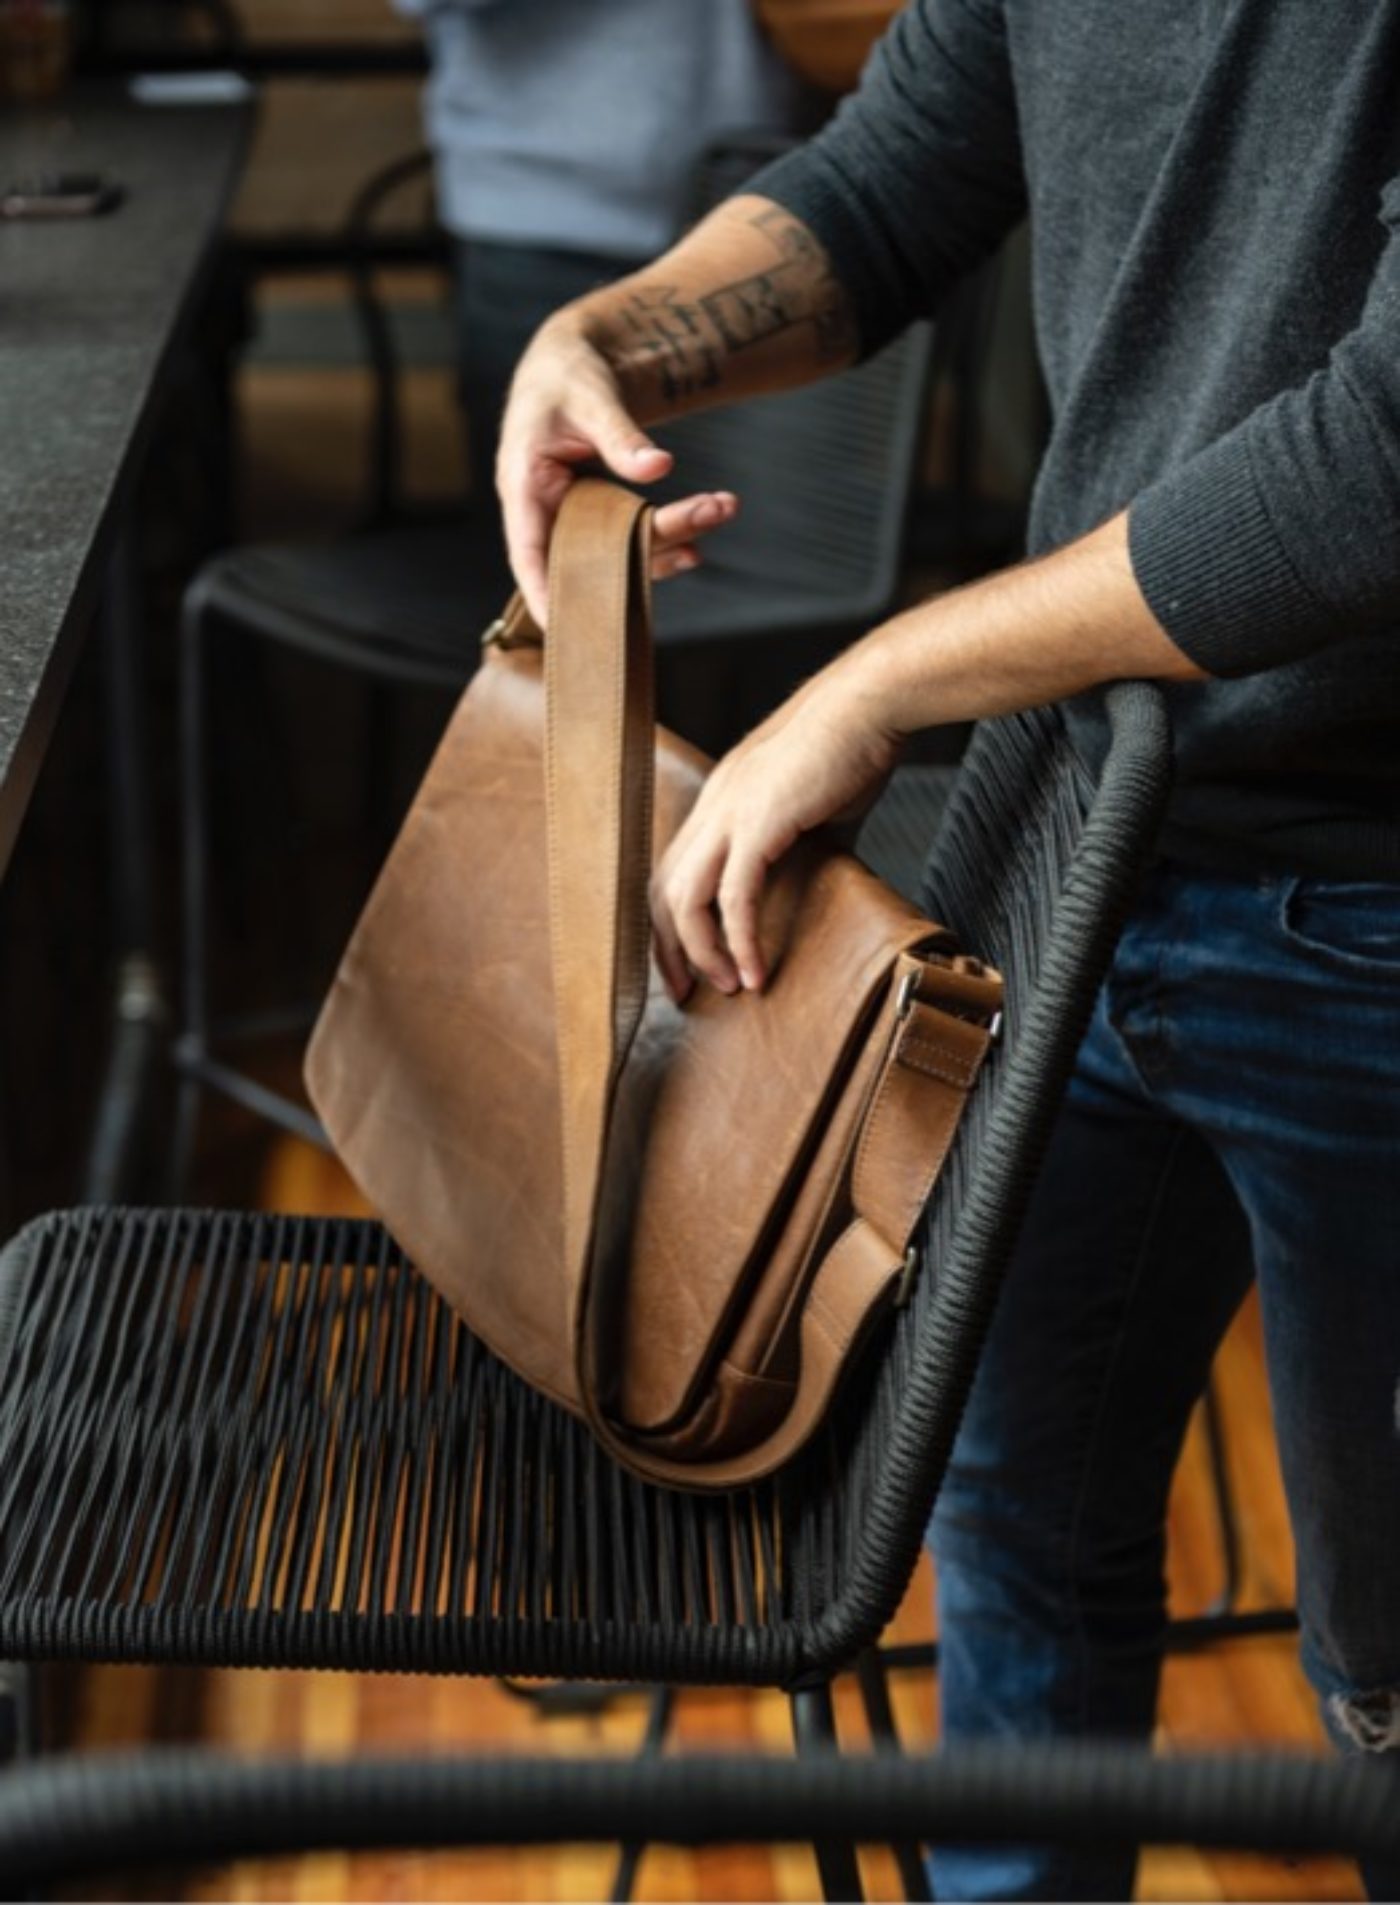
[602,204,857,411]
[617,286,726,403]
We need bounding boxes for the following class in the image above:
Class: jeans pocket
[1278,878,1400,974]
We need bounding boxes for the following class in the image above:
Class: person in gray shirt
[493,3,1400,1897]
[396,0,805,527]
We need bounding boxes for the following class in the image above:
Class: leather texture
[306,479,1001,1490]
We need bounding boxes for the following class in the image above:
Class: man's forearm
[847,512,1207,737]
[556,195,858,424]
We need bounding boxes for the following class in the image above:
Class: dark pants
[929,863,1400,1901]
[451,237,642,520]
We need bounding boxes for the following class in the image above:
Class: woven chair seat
[0,1206,807,1683]
[0,685,1172,1694]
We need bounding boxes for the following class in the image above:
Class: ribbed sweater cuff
[1129,429,1330,679]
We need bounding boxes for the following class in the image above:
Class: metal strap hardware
[481,613,542,652]
[896,963,1004,1041]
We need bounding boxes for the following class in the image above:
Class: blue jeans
[929,863,1400,1901]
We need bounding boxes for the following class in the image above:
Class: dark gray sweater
[755,0,1400,876]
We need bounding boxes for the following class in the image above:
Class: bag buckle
[896,965,1004,1041]
[481,609,541,652]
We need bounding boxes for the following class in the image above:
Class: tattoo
[618,285,725,402]
[615,207,856,407]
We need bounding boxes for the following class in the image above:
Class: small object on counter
[129,71,253,106]
[0,172,123,219]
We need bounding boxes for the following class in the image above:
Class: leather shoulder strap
[541,479,1001,1490]
[543,479,656,1411]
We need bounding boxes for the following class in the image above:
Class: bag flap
[607,844,950,1434]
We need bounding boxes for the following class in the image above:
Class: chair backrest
[649,132,935,647]
[652,330,934,646]
[342,149,446,528]
[779,682,1173,1672]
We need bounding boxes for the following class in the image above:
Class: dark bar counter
[0,87,250,881]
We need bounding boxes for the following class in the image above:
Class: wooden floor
[62,1135,1361,1903]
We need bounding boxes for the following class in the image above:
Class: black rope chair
[1,1746,1396,1894]
[0,683,1171,1899]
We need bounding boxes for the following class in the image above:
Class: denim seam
[1062,1121,1192,1740]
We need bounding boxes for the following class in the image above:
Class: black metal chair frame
[2,1743,1397,1895]
[846,775,1299,1675]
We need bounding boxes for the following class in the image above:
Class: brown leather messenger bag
[306,478,1003,1491]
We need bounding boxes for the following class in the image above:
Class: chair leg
[171,583,215,1199]
[608,1686,675,1904]
[1201,1375,1245,1616]
[84,531,167,1205]
[0,1663,41,1766]
[791,1682,866,1903]
[166,1070,203,1204]
[854,1651,933,1902]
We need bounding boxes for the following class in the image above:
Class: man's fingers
[653,491,739,550]
[649,881,694,1006]
[653,543,701,581]
[675,892,740,994]
[717,846,770,992]
[502,481,552,627]
[658,840,739,995]
[506,479,722,618]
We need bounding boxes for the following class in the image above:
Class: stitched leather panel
[613,851,935,1432]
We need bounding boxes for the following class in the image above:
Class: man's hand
[650,511,1208,1003]
[496,197,858,623]
[651,659,902,1000]
[498,315,738,625]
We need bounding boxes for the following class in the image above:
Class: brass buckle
[896,964,1004,1041]
[481,611,542,651]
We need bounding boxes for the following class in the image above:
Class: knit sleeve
[747,0,1026,355]
[1129,176,1400,677]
